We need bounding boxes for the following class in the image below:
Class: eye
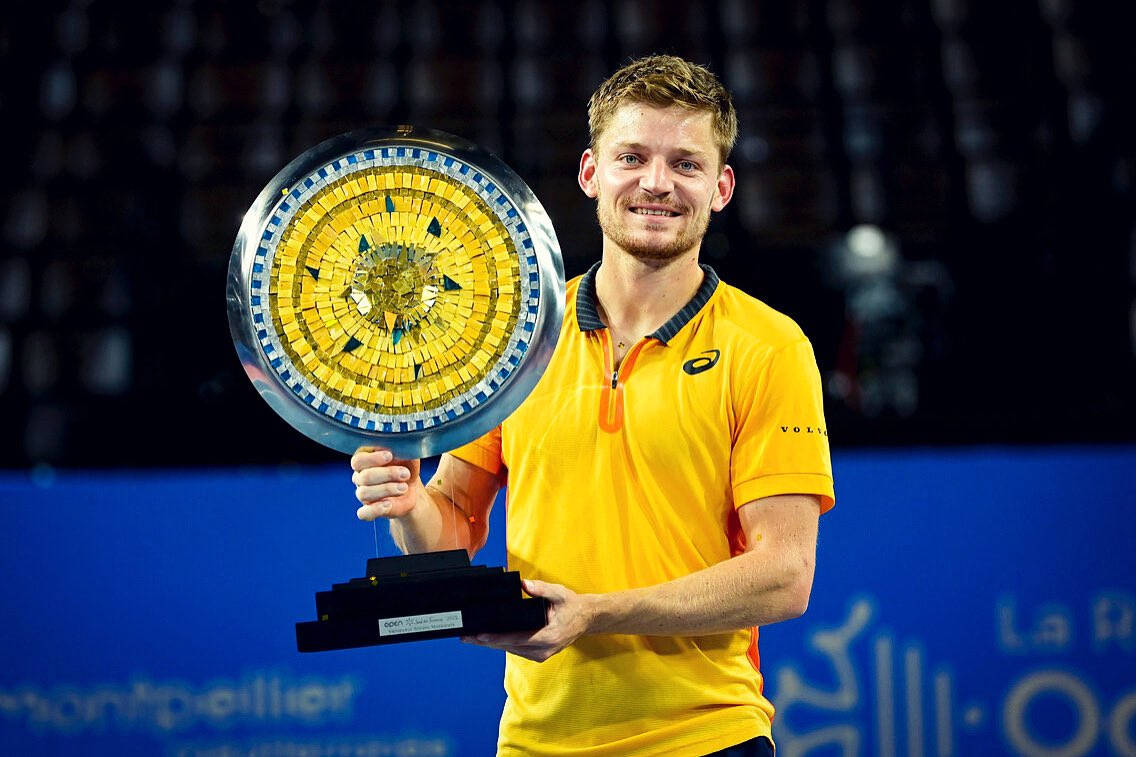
[677,160,698,172]
[619,154,640,165]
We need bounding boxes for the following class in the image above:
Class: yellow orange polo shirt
[451,263,835,756]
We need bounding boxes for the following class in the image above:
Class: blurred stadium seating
[1,0,1132,467]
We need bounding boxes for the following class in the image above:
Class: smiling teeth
[632,208,677,216]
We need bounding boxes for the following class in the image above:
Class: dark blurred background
[2,0,1133,468]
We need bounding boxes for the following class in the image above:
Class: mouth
[628,205,682,218]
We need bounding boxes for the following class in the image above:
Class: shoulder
[707,280,811,355]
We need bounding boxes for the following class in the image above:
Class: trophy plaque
[226,126,564,651]
[294,549,548,652]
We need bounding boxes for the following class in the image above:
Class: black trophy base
[295,549,548,652]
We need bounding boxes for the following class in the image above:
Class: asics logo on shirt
[682,349,721,375]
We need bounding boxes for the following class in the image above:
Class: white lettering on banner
[169,736,450,757]
[998,597,1074,654]
[772,591,1136,756]
[772,598,871,757]
[1093,591,1135,653]
[1112,693,1136,756]
[377,611,463,636]
[0,672,359,733]
[1004,671,1099,757]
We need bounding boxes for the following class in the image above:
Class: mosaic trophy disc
[227,126,565,459]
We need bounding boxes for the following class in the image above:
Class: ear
[711,163,736,212]
[578,149,598,198]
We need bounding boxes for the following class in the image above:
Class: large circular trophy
[227,126,564,652]
[227,125,564,459]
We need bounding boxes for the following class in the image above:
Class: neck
[593,243,704,337]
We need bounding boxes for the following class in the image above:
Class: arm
[351,448,501,558]
[465,492,820,660]
[591,493,819,633]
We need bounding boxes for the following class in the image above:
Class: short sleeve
[448,424,505,478]
[731,338,835,513]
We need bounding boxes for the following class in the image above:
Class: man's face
[579,103,735,263]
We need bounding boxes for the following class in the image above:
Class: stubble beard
[596,196,710,263]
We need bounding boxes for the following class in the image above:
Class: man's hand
[351,451,500,556]
[462,579,595,662]
[350,447,422,521]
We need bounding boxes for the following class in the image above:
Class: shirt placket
[597,330,652,433]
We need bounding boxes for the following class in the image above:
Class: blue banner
[2,446,1133,756]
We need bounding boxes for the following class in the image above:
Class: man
[350,55,835,756]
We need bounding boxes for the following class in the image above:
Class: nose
[639,156,674,196]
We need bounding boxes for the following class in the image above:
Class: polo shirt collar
[575,261,720,345]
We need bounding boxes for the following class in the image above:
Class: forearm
[465,495,822,662]
[587,545,815,636]
[389,485,474,555]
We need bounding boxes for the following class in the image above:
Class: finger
[461,636,526,651]
[357,503,389,521]
[350,448,393,472]
[358,494,418,519]
[472,641,554,662]
[511,648,554,662]
[351,449,394,472]
[355,482,409,504]
[472,631,542,646]
[462,632,560,661]
[356,495,416,519]
[521,579,563,601]
[352,466,412,487]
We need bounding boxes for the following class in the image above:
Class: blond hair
[587,55,738,166]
